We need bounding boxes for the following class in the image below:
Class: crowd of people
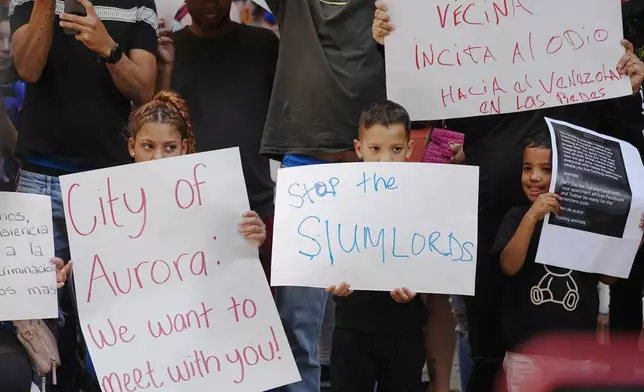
[0,0,643,391]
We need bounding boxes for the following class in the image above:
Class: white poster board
[385,0,631,121]
[0,192,57,321]
[271,163,479,295]
[60,149,300,392]
[537,118,644,278]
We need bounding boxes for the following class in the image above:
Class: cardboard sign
[385,0,632,120]
[60,149,300,392]
[271,162,479,295]
[0,192,57,321]
[537,118,644,278]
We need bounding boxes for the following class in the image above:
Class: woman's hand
[373,0,394,45]
[526,193,561,222]
[617,40,644,93]
[326,282,353,296]
[51,258,73,289]
[239,210,266,248]
[391,287,417,303]
[449,143,466,164]
[157,18,175,67]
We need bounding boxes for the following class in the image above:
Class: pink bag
[422,127,464,164]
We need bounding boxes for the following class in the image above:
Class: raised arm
[10,0,55,83]
[155,18,173,92]
[500,193,560,276]
[500,215,538,276]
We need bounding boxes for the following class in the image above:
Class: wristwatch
[99,43,123,64]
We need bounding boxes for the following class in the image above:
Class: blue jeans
[276,154,333,392]
[16,170,70,260]
[450,295,473,392]
[457,331,473,392]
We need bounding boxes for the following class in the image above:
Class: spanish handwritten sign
[0,192,57,321]
[59,149,300,392]
[271,163,479,295]
[385,0,632,120]
[537,118,644,278]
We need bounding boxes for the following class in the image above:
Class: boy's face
[354,124,414,162]
[522,146,552,203]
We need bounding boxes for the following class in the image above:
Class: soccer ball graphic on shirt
[530,266,580,312]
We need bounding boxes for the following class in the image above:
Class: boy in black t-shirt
[493,130,639,392]
[326,101,428,392]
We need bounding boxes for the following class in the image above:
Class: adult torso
[261,0,386,158]
[171,24,277,218]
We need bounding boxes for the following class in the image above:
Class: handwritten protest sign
[271,163,479,295]
[385,0,632,121]
[537,118,644,278]
[60,149,300,392]
[0,193,57,321]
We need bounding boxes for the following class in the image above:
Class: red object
[497,333,644,392]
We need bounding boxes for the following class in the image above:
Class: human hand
[59,0,117,58]
[449,143,466,164]
[391,287,416,303]
[618,40,644,93]
[51,258,73,289]
[157,18,175,67]
[239,210,266,248]
[325,282,353,296]
[372,0,393,45]
[527,193,561,222]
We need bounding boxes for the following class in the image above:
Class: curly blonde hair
[128,91,196,154]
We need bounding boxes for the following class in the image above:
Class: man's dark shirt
[171,24,277,219]
[260,0,386,159]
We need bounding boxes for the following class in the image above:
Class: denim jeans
[16,170,70,260]
[457,331,473,392]
[17,170,79,392]
[276,154,333,392]
[451,295,473,392]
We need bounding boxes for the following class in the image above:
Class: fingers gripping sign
[372,0,394,45]
[60,0,117,57]
[617,39,644,93]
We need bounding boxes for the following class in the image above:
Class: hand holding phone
[63,0,86,35]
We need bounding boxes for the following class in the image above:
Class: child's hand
[527,193,561,222]
[449,142,466,164]
[391,287,417,303]
[239,210,266,248]
[326,282,353,297]
[51,258,73,288]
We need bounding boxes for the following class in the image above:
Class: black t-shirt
[334,291,428,334]
[494,206,600,352]
[260,0,386,159]
[448,94,644,257]
[10,0,157,168]
[171,25,277,219]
